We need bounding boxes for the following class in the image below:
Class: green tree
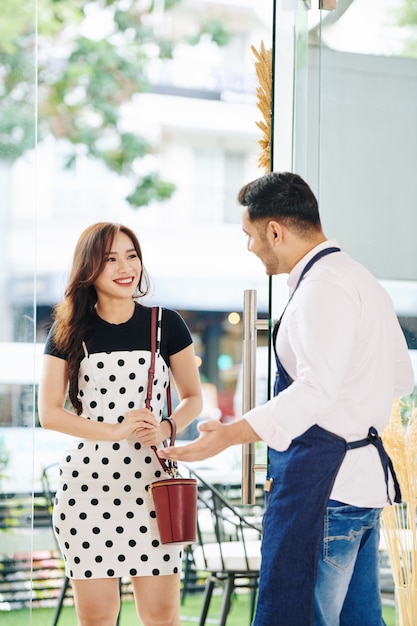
[395,0,417,57]
[0,0,231,207]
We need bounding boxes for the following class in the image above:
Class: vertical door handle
[241,290,269,504]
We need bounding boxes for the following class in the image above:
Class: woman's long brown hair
[53,222,150,414]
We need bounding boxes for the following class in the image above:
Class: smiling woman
[37,221,203,626]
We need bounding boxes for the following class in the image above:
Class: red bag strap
[145,306,157,412]
[147,307,177,476]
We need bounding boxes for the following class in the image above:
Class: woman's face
[93,230,142,302]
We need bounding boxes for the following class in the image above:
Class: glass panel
[308,1,417,285]
[268,2,416,611]
[271,0,311,323]
[0,0,38,617]
[2,0,275,618]
[307,1,417,370]
[272,0,417,383]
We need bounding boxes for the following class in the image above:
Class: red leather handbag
[147,307,197,545]
[149,472,197,545]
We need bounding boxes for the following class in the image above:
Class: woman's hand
[118,408,169,446]
[111,408,154,441]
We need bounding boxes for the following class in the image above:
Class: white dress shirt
[244,240,414,507]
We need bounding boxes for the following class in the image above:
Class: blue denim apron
[253,247,401,626]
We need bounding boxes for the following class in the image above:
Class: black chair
[181,466,262,626]
[41,463,72,626]
[41,462,123,626]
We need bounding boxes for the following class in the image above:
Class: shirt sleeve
[162,308,193,357]
[43,322,66,360]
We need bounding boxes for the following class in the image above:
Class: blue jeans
[314,501,386,626]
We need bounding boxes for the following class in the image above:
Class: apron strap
[272,246,341,350]
[346,426,401,504]
[269,246,341,480]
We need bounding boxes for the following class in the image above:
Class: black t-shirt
[44,303,192,367]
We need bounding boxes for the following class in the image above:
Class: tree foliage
[397,0,417,25]
[0,0,230,207]
[394,0,417,57]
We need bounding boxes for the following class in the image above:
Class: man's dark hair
[238,172,322,233]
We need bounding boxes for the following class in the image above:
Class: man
[159,172,414,625]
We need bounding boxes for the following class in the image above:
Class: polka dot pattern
[53,347,182,579]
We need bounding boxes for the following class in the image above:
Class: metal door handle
[241,290,268,504]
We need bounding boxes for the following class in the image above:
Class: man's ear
[267,220,283,244]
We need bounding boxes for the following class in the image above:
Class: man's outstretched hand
[157,418,259,462]
[157,420,227,462]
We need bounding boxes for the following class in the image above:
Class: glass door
[4,0,415,616]
[1,0,275,619]
[0,0,39,619]
[241,0,312,502]
[242,0,417,500]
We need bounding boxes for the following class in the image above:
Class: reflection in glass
[271,0,417,384]
[277,1,417,294]
[1,1,274,617]
[0,0,38,615]
[1,0,415,618]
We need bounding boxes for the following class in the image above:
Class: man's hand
[158,420,226,462]
[157,418,259,462]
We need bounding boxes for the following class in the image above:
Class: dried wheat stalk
[381,399,417,625]
[251,41,272,172]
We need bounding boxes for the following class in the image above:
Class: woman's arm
[38,354,147,441]
[168,343,203,434]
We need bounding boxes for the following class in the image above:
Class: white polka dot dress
[46,305,192,580]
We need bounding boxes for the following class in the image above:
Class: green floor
[0,594,396,626]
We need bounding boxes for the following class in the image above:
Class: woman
[38,222,203,626]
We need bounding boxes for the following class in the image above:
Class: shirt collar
[287,239,340,290]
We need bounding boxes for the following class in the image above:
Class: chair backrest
[0,477,64,608]
[41,463,61,523]
[182,466,262,575]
